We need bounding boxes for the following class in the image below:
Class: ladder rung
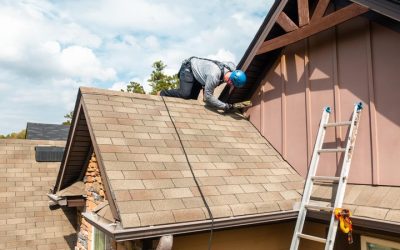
[324,121,352,127]
[318,148,346,153]
[298,233,327,243]
[312,176,341,182]
[305,204,334,212]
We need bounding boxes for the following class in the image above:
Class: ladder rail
[290,107,331,250]
[290,102,363,250]
[324,103,363,250]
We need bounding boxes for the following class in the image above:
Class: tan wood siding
[173,222,324,250]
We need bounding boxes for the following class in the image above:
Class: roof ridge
[79,86,205,106]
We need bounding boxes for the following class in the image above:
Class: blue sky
[0,0,272,135]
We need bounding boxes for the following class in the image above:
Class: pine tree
[148,60,179,95]
[62,111,73,125]
[124,81,145,94]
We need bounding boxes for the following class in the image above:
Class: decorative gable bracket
[257,0,369,55]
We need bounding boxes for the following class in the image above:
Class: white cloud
[207,49,237,63]
[144,36,160,50]
[63,0,191,35]
[0,83,10,91]
[0,0,271,134]
[60,46,116,81]
[109,81,127,91]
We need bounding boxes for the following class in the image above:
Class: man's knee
[160,89,191,99]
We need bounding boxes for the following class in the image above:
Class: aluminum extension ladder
[290,102,363,250]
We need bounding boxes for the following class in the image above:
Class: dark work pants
[160,63,202,99]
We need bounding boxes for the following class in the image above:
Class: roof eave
[219,0,288,102]
[83,210,298,242]
[308,210,400,235]
[351,0,400,21]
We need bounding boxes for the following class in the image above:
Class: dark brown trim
[48,193,85,207]
[241,0,289,71]
[80,99,120,222]
[54,94,83,193]
[67,198,86,207]
[78,145,94,181]
[257,3,369,55]
[83,211,298,241]
[351,0,400,22]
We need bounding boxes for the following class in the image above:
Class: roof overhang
[351,0,400,21]
[48,181,86,207]
[83,210,298,241]
[47,193,85,207]
[220,0,376,103]
[308,210,400,235]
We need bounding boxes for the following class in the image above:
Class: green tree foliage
[148,60,179,95]
[0,129,26,139]
[62,111,73,125]
[122,81,145,94]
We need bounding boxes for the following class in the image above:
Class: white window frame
[91,226,110,250]
[361,235,400,250]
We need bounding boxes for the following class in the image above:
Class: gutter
[83,210,298,242]
[84,209,400,241]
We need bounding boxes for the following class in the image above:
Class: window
[361,236,400,250]
[92,226,111,250]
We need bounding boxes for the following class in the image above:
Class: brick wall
[77,153,107,250]
[0,139,77,250]
[77,153,140,250]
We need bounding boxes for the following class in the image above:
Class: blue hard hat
[229,70,247,88]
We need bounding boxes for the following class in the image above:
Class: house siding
[248,16,400,186]
[173,221,324,250]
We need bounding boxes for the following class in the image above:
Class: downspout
[156,235,173,250]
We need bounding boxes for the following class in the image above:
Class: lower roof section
[311,184,400,224]
[0,139,76,249]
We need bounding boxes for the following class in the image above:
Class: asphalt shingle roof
[77,87,304,228]
[56,87,400,231]
[0,139,76,249]
[312,184,400,223]
[26,122,70,141]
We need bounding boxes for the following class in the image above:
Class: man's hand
[224,103,234,112]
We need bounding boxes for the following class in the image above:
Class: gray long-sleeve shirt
[190,57,231,109]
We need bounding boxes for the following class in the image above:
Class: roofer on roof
[160,56,247,111]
